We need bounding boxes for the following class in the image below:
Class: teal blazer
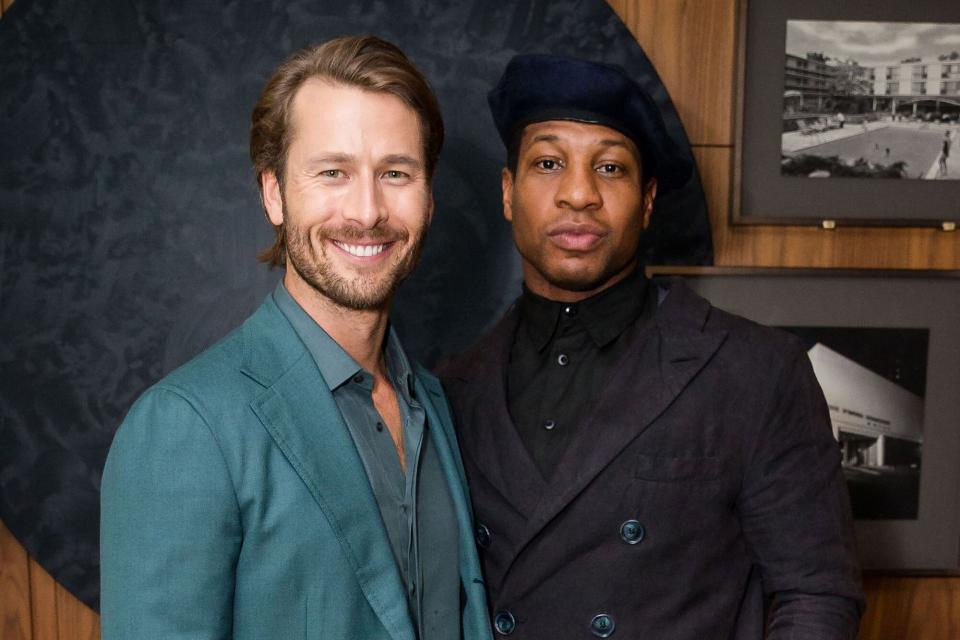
[100,294,491,640]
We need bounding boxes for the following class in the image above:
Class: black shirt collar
[518,267,650,351]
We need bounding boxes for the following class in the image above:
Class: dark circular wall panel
[0,0,710,609]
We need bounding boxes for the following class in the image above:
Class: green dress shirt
[274,283,460,640]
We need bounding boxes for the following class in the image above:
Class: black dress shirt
[507,268,657,479]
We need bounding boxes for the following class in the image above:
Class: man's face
[503,120,656,302]
[262,79,432,311]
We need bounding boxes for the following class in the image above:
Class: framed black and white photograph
[648,266,960,572]
[735,0,960,225]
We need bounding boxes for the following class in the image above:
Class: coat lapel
[505,282,728,571]
[445,308,547,516]
[242,298,415,640]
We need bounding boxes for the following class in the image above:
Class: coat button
[476,523,491,549]
[590,613,615,637]
[494,611,516,635]
[557,353,569,366]
[620,520,645,544]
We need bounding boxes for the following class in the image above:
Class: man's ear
[261,171,285,226]
[501,168,514,223]
[641,178,658,230]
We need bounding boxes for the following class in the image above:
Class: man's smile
[330,239,394,259]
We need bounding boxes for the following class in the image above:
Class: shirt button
[557,353,569,366]
[375,422,384,432]
[494,611,516,635]
[353,374,364,384]
[543,419,556,431]
[620,520,645,544]
[563,305,578,317]
[590,613,615,637]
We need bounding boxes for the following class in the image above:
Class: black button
[563,305,578,317]
[590,613,615,637]
[543,419,556,431]
[476,523,491,549]
[620,520,645,545]
[375,422,384,432]
[557,353,569,366]
[494,611,516,635]
[353,374,364,384]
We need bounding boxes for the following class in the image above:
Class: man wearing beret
[438,54,864,639]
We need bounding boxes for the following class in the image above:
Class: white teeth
[332,241,387,257]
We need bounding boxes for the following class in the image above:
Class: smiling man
[438,54,864,639]
[100,36,490,640]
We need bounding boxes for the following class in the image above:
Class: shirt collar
[273,282,360,390]
[273,282,416,399]
[518,267,650,351]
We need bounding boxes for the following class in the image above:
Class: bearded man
[100,36,491,640]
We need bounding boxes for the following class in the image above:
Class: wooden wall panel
[1,520,32,640]
[54,580,99,640]
[859,576,960,640]
[27,559,58,640]
[607,0,736,146]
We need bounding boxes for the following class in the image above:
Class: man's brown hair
[249,35,444,267]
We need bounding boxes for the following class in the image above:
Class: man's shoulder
[656,277,808,375]
[134,294,296,415]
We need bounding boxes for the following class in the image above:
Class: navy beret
[488,53,692,192]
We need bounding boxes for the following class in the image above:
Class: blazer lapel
[242,298,415,640]
[415,371,491,637]
[506,282,728,571]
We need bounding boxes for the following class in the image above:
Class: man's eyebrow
[381,154,422,167]
[528,134,560,145]
[303,153,353,167]
[597,138,630,149]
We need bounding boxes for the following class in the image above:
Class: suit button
[590,613,615,637]
[476,523,491,549]
[494,611,516,635]
[620,520,645,544]
[557,353,569,366]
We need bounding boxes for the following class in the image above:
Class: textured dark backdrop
[0,0,710,609]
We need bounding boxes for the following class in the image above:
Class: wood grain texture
[859,576,960,640]
[693,145,960,268]
[27,558,58,640]
[607,0,736,146]
[1,520,33,640]
[54,581,98,640]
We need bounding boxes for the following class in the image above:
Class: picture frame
[647,266,960,572]
[733,0,960,227]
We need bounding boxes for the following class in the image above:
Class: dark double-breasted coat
[438,280,864,640]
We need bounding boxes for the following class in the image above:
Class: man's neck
[283,271,391,376]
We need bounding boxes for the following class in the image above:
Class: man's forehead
[520,120,641,154]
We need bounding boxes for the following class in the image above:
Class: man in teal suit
[100,36,491,640]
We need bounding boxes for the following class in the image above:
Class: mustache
[319,224,409,244]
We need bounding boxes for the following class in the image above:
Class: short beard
[282,203,427,311]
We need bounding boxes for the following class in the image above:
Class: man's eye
[536,159,561,170]
[320,169,342,178]
[597,163,622,174]
[384,170,409,179]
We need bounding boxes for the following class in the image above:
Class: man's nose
[554,163,602,211]
[342,173,388,228]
